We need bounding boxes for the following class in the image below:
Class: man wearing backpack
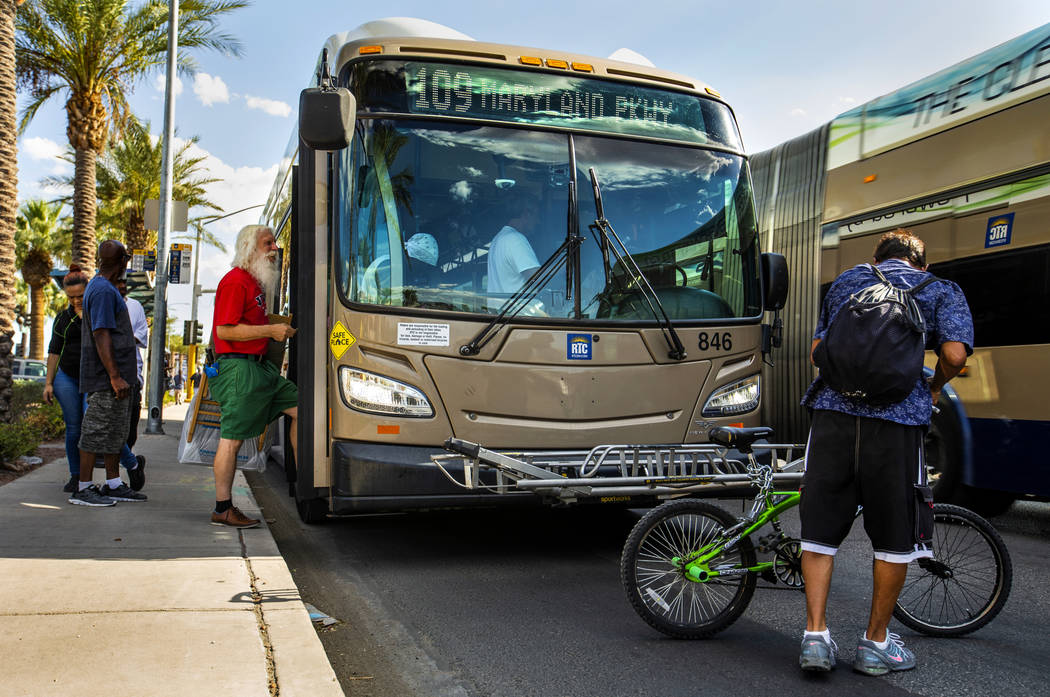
[797,229,972,676]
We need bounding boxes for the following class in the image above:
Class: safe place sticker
[329,321,356,359]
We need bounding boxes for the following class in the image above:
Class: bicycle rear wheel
[620,499,756,639]
[893,503,1012,637]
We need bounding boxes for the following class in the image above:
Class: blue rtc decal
[985,212,1014,248]
[567,333,593,360]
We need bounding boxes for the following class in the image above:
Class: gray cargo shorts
[79,390,131,454]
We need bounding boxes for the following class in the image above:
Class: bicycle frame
[680,489,800,582]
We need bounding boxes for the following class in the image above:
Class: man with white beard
[208,225,298,527]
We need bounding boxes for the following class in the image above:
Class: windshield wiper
[587,168,687,361]
[459,233,583,356]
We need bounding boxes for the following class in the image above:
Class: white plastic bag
[177,386,273,471]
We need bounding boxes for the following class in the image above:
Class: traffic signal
[182,320,203,345]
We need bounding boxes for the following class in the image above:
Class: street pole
[186,223,201,401]
[145,0,178,435]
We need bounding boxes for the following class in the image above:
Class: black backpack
[813,264,938,405]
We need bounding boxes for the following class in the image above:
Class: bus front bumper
[325,439,770,515]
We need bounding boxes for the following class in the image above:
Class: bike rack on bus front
[431,438,805,503]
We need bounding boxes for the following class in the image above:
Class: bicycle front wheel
[621,499,756,639]
[893,503,1012,637]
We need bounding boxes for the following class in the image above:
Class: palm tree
[96,118,224,251]
[15,0,246,270]
[0,0,22,424]
[16,198,69,358]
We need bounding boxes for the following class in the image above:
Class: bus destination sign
[402,62,739,149]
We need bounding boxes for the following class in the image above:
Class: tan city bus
[751,22,1050,517]
[264,19,788,522]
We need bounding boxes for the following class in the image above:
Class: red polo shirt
[212,267,268,355]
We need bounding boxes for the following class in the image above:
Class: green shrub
[0,385,65,464]
[0,421,40,464]
[11,380,45,413]
[23,403,65,441]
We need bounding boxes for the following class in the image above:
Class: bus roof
[828,21,1050,169]
[315,18,724,103]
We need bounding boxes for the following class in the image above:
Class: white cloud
[193,73,230,106]
[152,73,184,96]
[449,180,473,202]
[790,108,807,117]
[245,95,292,118]
[21,136,71,175]
[161,139,280,331]
[22,136,63,161]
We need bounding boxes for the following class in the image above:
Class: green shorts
[209,358,298,441]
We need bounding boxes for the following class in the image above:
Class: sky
[13,0,1050,346]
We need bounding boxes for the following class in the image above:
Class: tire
[926,404,963,504]
[893,503,1012,637]
[620,499,756,639]
[956,487,1017,519]
[297,496,328,524]
[926,404,1016,517]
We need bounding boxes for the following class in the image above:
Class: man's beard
[247,252,279,311]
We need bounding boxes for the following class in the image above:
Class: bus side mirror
[299,87,356,150]
[761,252,789,311]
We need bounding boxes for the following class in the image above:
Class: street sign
[169,243,192,284]
[131,249,157,272]
[144,198,188,231]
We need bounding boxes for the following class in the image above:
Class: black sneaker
[68,484,116,507]
[128,455,146,491]
[100,482,148,502]
[62,475,78,493]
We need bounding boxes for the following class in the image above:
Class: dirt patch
[0,443,65,487]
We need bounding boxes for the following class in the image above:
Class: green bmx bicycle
[620,426,1013,639]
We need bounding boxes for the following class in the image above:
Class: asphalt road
[247,466,1050,697]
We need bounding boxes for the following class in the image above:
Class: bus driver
[487,193,545,315]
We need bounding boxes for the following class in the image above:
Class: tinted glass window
[930,244,1050,347]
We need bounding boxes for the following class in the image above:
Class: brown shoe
[210,506,260,528]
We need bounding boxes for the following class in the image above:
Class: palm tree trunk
[126,211,148,252]
[29,283,45,360]
[0,0,19,424]
[72,147,98,271]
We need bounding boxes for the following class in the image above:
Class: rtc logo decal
[985,212,1014,248]
[567,333,592,360]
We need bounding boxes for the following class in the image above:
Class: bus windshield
[337,118,761,320]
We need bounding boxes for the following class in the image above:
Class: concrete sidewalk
[0,403,344,697]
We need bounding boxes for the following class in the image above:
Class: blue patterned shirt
[801,258,974,426]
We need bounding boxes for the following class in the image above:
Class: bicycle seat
[708,426,774,452]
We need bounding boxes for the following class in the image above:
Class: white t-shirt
[486,225,540,311]
[126,297,148,385]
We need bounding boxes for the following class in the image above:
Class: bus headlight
[338,367,434,417]
[701,375,760,417]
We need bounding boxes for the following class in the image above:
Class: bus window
[340,119,569,315]
[574,135,761,320]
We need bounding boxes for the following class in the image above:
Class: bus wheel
[958,487,1016,518]
[297,497,328,524]
[926,407,963,504]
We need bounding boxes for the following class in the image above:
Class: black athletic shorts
[799,409,933,563]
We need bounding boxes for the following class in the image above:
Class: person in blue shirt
[70,241,148,508]
[797,229,973,676]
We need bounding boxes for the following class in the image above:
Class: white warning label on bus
[397,322,450,347]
